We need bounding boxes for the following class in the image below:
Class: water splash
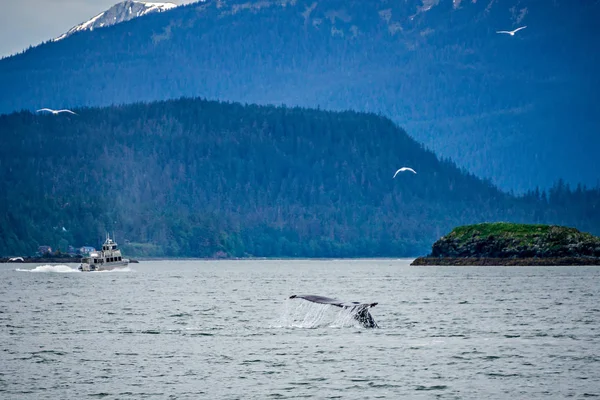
[16,265,133,273]
[16,265,79,273]
[331,307,361,328]
[275,299,361,329]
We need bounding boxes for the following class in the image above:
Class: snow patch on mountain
[53,1,177,42]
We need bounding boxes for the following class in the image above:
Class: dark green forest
[0,98,598,258]
[0,0,598,191]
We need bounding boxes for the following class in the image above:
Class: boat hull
[78,260,129,272]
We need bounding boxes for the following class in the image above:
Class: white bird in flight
[36,108,77,115]
[393,167,417,178]
[496,26,527,36]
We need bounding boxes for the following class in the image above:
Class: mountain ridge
[1,98,598,258]
[52,1,177,42]
[0,97,585,257]
[1,0,598,192]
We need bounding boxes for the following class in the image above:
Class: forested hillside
[0,0,598,191]
[0,99,598,258]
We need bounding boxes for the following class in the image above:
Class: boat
[78,234,129,271]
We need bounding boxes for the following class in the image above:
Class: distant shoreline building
[37,245,52,255]
[79,246,96,255]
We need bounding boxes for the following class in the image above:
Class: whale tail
[350,304,379,328]
[289,294,379,328]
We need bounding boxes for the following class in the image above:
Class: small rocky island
[412,223,600,266]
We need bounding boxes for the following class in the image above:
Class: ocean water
[1,259,599,399]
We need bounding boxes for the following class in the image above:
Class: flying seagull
[36,108,77,115]
[393,167,417,178]
[496,26,527,36]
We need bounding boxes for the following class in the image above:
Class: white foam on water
[16,265,133,273]
[16,265,79,273]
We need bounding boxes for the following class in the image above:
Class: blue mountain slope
[0,0,598,191]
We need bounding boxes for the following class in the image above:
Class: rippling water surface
[2,260,600,399]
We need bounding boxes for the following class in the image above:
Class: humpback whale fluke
[289,294,379,328]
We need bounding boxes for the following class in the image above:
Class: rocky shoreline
[411,256,600,266]
[411,223,600,266]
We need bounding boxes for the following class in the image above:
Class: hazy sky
[0,0,197,58]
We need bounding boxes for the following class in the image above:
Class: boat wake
[16,265,79,273]
[16,265,133,273]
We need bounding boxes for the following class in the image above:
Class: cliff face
[430,223,600,259]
